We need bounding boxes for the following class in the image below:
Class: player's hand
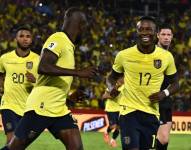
[25,71,36,83]
[77,67,97,78]
[102,91,112,100]
[149,91,166,103]
[110,88,120,98]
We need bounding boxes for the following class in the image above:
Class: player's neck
[137,44,155,54]
[158,42,169,50]
[62,28,76,44]
[16,48,30,57]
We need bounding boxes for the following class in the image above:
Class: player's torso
[36,32,75,92]
[123,46,168,93]
[26,32,74,117]
[119,46,170,115]
[1,50,39,115]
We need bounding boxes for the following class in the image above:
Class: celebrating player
[106,16,179,150]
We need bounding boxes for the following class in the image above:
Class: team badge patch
[26,61,33,69]
[154,59,162,69]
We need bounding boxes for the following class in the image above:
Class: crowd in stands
[0,0,191,111]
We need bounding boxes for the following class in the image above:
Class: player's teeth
[142,37,149,41]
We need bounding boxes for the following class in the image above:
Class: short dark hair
[16,25,32,34]
[65,7,83,18]
[138,16,157,25]
[158,24,173,33]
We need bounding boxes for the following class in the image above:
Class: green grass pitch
[0,132,191,150]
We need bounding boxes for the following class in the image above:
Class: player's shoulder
[29,51,40,58]
[48,32,67,40]
[0,50,15,59]
[155,46,173,56]
[117,45,137,56]
[47,32,72,45]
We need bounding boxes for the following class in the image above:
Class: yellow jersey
[113,45,177,116]
[0,50,39,116]
[26,32,75,117]
[105,85,123,112]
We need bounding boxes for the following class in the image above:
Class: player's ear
[157,33,159,39]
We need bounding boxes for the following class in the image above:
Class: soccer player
[156,24,174,150]
[106,16,179,150]
[1,7,97,150]
[0,26,39,144]
[102,78,123,148]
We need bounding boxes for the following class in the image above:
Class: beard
[17,42,31,51]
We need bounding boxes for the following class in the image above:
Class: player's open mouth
[141,37,150,42]
[23,43,29,46]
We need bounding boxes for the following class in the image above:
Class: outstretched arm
[38,49,97,78]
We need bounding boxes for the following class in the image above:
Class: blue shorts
[120,111,159,150]
[1,109,22,134]
[106,111,119,126]
[15,111,78,140]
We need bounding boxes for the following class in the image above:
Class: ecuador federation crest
[154,59,162,69]
[26,61,33,70]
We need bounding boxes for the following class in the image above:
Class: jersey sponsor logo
[26,61,33,69]
[48,42,57,50]
[154,59,162,69]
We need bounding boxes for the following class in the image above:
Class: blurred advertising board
[0,110,190,134]
[171,112,191,134]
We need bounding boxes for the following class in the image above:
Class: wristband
[163,89,170,97]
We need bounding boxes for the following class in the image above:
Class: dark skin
[107,20,179,104]
[6,10,96,150]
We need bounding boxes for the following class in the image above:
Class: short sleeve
[112,52,124,73]
[42,35,63,57]
[165,52,177,75]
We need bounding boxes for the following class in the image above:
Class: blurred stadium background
[0,0,191,149]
